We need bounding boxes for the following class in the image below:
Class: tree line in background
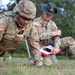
[11,0,75,57]
[16,0,75,39]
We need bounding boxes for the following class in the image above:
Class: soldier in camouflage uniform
[61,37,75,58]
[28,2,75,67]
[0,0,37,56]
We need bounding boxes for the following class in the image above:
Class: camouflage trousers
[61,36,75,58]
[31,36,75,67]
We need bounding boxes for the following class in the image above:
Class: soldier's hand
[55,30,61,36]
[53,47,60,54]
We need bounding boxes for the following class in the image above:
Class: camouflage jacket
[0,11,38,54]
[32,16,61,49]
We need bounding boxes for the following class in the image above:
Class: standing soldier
[0,0,37,56]
[28,2,75,67]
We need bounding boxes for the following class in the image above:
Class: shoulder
[3,11,16,23]
[0,14,8,34]
[49,20,56,25]
[0,12,15,30]
[33,16,41,22]
[0,11,15,21]
[49,20,57,28]
[0,13,8,24]
[32,16,42,27]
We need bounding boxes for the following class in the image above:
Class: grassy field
[0,57,75,75]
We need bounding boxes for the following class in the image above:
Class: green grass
[0,57,75,75]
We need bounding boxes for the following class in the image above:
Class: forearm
[39,31,56,40]
[54,36,61,48]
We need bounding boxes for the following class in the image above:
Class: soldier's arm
[52,36,61,54]
[39,30,61,40]
[52,22,61,49]
[54,36,61,48]
[28,26,43,64]
[51,23,61,54]
[33,21,61,40]
[28,26,40,49]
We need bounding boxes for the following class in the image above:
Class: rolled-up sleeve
[51,22,61,48]
[54,36,61,48]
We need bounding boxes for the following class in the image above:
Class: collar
[15,16,23,28]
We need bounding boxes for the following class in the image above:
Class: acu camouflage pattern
[61,37,75,58]
[28,22,41,67]
[0,11,36,56]
[32,16,61,48]
[30,16,75,66]
[13,0,36,19]
[30,16,61,66]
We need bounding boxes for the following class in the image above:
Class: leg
[31,48,43,67]
[42,55,58,66]
[61,36,75,57]
[68,42,75,58]
[50,55,58,64]
[61,36,74,49]
[43,56,52,66]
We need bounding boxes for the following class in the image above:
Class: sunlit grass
[0,57,75,75]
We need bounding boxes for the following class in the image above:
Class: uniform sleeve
[39,31,56,40]
[0,15,8,41]
[54,36,61,48]
[28,25,40,49]
[51,22,61,48]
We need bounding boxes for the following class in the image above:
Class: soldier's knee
[43,56,52,66]
[34,57,43,67]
